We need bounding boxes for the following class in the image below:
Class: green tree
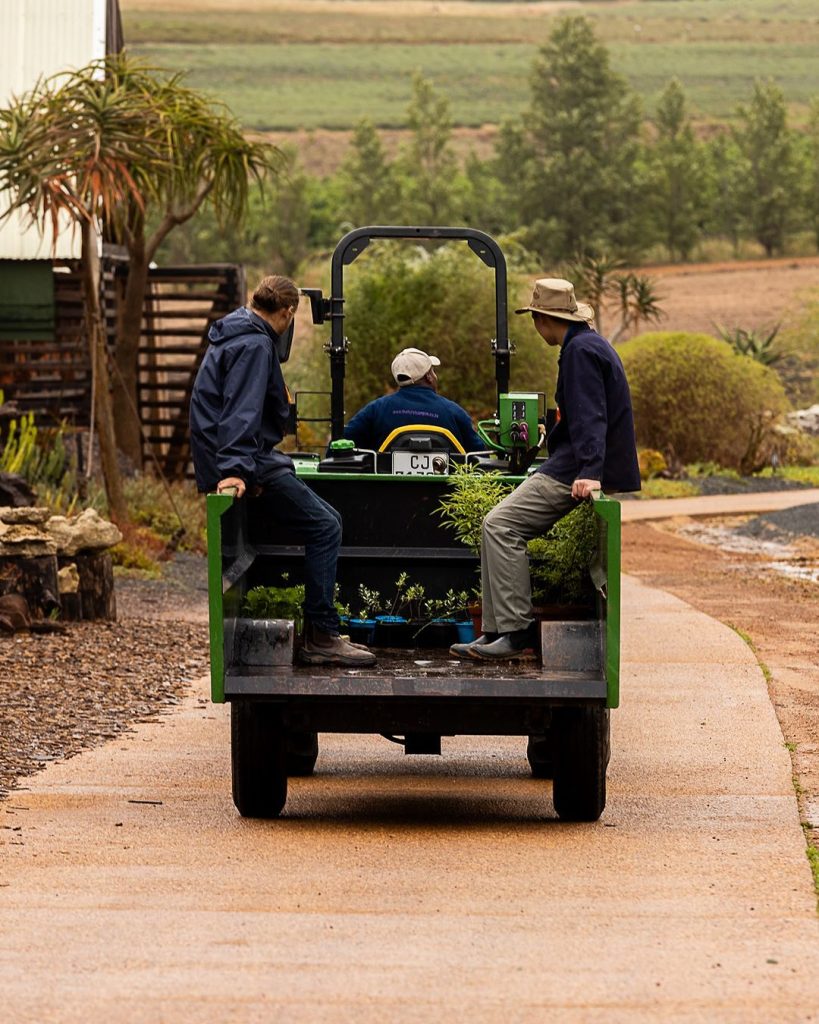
[732,80,800,257]
[704,133,745,255]
[1,54,276,467]
[646,78,707,262]
[804,97,819,251]
[0,60,159,521]
[509,16,645,262]
[336,119,400,227]
[396,73,459,224]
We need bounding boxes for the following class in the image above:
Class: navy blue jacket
[343,384,485,453]
[538,322,641,493]
[189,307,293,492]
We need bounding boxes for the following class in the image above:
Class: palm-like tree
[0,54,278,487]
[0,62,164,520]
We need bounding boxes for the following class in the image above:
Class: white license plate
[391,451,449,476]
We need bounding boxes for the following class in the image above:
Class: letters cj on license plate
[391,451,450,476]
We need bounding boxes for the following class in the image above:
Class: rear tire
[552,707,610,822]
[231,701,288,818]
[286,731,319,776]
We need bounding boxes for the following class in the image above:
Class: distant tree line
[157,16,819,273]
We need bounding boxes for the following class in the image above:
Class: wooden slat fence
[1,261,245,480]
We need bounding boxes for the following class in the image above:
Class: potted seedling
[374,572,415,646]
[347,584,382,645]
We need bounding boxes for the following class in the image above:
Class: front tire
[552,707,610,822]
[231,700,288,818]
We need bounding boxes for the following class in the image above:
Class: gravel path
[0,554,210,800]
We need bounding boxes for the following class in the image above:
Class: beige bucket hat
[515,278,594,323]
[391,347,441,386]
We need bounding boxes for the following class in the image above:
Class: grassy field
[122,0,819,129]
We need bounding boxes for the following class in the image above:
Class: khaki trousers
[480,473,576,634]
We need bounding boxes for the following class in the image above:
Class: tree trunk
[82,222,130,526]
[59,552,116,621]
[113,235,149,467]
[0,555,60,616]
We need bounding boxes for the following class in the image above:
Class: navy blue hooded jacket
[538,321,641,493]
[343,384,484,453]
[189,307,293,492]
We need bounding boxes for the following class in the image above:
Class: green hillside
[123,0,819,130]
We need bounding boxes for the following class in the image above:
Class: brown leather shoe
[300,624,376,666]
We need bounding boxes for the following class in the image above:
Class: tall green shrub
[619,332,790,473]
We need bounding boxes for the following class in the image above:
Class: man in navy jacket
[344,348,484,453]
[190,275,375,667]
[453,278,640,661]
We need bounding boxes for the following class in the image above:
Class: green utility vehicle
[205,227,621,822]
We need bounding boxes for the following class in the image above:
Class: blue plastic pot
[455,620,475,643]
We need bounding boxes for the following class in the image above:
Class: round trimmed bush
[619,332,790,473]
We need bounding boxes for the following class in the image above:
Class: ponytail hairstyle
[250,275,300,314]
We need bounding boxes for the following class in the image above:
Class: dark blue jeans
[253,472,342,633]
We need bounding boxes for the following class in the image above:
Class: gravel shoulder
[0,553,210,799]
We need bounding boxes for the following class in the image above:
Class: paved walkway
[1,577,818,1022]
[621,488,819,521]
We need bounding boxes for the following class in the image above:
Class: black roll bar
[326,226,511,440]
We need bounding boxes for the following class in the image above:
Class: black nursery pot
[373,616,415,647]
[413,619,458,648]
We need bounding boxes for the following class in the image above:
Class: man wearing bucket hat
[343,347,484,453]
[453,278,640,661]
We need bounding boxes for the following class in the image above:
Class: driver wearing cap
[343,347,485,453]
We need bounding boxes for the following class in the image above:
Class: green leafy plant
[436,464,513,555]
[243,584,306,627]
[0,398,78,514]
[389,572,409,616]
[355,584,382,620]
[527,502,598,607]
[715,323,784,367]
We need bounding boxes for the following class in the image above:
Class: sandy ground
[622,257,819,338]
[1,571,819,1020]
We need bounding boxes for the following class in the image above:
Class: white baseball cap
[391,347,441,386]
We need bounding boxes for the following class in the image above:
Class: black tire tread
[231,701,288,818]
[552,707,609,822]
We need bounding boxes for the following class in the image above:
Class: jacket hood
[208,306,275,346]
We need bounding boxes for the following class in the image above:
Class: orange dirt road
[1,577,818,1022]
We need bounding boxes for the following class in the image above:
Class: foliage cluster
[436,465,514,556]
[243,584,306,627]
[527,503,598,607]
[620,332,792,473]
[121,475,207,553]
[0,403,78,514]
[307,245,557,418]
[153,17,819,276]
[352,576,471,623]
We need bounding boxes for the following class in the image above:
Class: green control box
[498,393,540,449]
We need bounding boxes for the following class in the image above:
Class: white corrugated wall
[0,0,107,260]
